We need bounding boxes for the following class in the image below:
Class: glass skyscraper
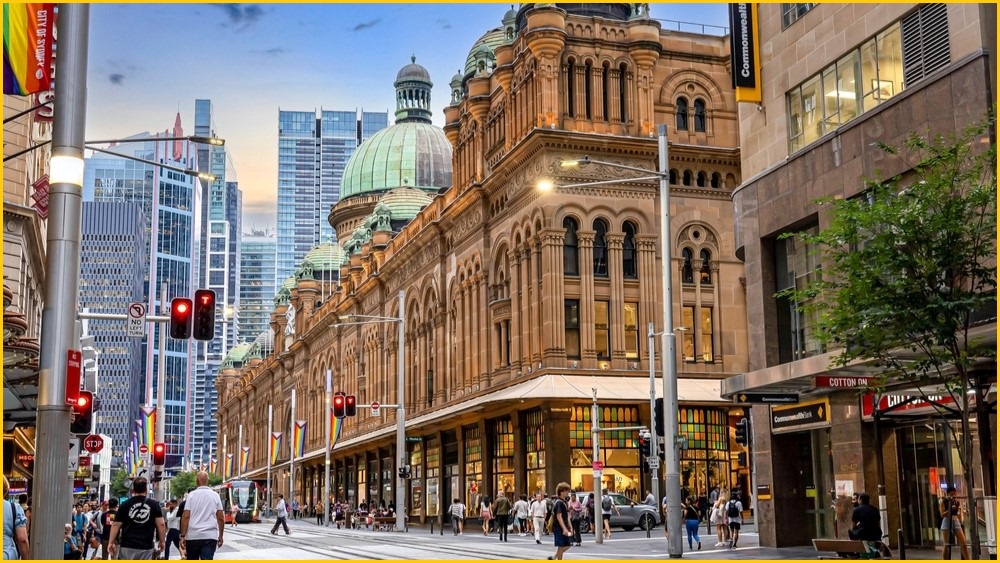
[275,109,388,285]
[238,230,277,344]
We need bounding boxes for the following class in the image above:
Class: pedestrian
[450,498,466,535]
[708,485,720,506]
[65,522,83,559]
[4,476,29,559]
[106,477,166,560]
[290,498,299,520]
[163,499,182,559]
[491,490,512,542]
[644,490,657,507]
[83,502,100,559]
[682,495,702,550]
[73,504,88,553]
[512,494,529,536]
[478,495,493,536]
[529,492,547,545]
[726,491,743,549]
[270,494,291,535]
[96,498,118,560]
[600,489,619,539]
[179,471,225,560]
[568,490,583,546]
[229,501,239,528]
[711,490,730,546]
[585,492,596,534]
[547,482,573,561]
[315,500,324,526]
[334,499,345,529]
[939,487,970,560]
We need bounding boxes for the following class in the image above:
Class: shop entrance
[770,428,835,546]
[896,421,965,548]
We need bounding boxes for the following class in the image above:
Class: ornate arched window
[700,249,712,284]
[622,222,637,278]
[694,98,706,132]
[682,248,694,284]
[563,217,579,276]
[593,219,609,277]
[676,97,689,131]
[683,170,693,186]
[618,63,628,123]
[697,171,707,187]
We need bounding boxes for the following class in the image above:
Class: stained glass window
[569,405,639,449]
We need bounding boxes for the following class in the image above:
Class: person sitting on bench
[849,493,881,543]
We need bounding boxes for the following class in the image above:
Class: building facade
[83,121,202,468]
[275,108,389,285]
[722,3,996,550]
[238,229,278,345]
[80,202,148,464]
[218,3,748,524]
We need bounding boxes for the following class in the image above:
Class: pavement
[182,515,963,560]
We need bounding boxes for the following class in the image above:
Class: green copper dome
[339,122,452,199]
[380,187,434,220]
[221,342,255,369]
[303,242,346,272]
[280,276,296,292]
[464,28,505,77]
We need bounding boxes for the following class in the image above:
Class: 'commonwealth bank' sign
[728,3,761,103]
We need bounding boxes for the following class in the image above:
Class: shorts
[553,527,573,547]
[940,517,962,531]
[728,521,741,531]
[602,514,611,522]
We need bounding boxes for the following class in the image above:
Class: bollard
[430,518,435,534]
[897,528,906,560]
[440,514,444,536]
[647,523,651,539]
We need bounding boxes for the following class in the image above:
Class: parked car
[575,492,660,531]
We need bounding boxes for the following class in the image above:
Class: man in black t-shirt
[97,498,119,560]
[850,493,881,542]
[106,477,166,560]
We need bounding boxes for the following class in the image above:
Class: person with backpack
[600,490,620,539]
[725,491,744,549]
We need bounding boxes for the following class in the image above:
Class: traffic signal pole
[156,283,167,498]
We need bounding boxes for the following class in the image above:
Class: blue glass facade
[238,233,277,344]
[275,109,388,285]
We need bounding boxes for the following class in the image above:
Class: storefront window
[526,410,546,495]
[367,458,378,506]
[678,407,731,500]
[464,425,482,509]
[492,418,514,496]
[569,406,641,500]
[426,437,441,517]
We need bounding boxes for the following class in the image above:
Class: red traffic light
[77,394,89,408]
[152,442,166,466]
[153,443,165,454]
[70,390,94,435]
[170,298,194,339]
[333,393,346,418]
[175,301,189,313]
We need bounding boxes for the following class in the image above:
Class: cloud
[254,47,286,56]
[108,73,125,85]
[211,4,265,30]
[436,18,452,30]
[351,18,381,32]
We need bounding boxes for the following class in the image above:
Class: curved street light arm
[85,145,215,182]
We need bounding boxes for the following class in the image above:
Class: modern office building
[83,119,201,468]
[191,99,242,465]
[275,108,389,285]
[238,229,277,344]
[219,4,747,522]
[722,3,996,550]
[79,202,148,464]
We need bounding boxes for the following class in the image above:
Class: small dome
[303,242,346,273]
[395,55,431,84]
[380,187,434,220]
[280,276,296,292]
[340,122,452,199]
[464,28,505,77]
[221,342,255,369]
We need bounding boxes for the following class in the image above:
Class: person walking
[600,489,619,539]
[726,491,743,549]
[180,471,225,560]
[107,477,166,560]
[682,495,702,550]
[568,491,584,546]
[95,498,118,560]
[163,500,182,559]
[512,494,529,536]
[4,476,29,559]
[711,491,730,546]
[478,496,493,536]
[450,498,466,535]
[290,498,299,520]
[585,492,596,535]
[315,501,324,526]
[529,492,547,545]
[939,486,970,560]
[229,501,239,528]
[547,482,574,561]
[270,494,291,535]
[492,490,512,542]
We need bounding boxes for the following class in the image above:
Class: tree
[110,469,129,499]
[168,471,224,498]
[779,114,996,558]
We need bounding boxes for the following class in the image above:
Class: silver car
[576,492,661,532]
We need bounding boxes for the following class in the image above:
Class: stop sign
[83,434,104,454]
[138,444,149,454]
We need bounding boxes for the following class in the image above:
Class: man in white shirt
[270,494,291,535]
[529,492,547,544]
[180,472,224,560]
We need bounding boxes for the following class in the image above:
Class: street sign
[68,439,81,471]
[127,302,147,338]
[83,434,104,454]
[735,392,800,405]
[814,375,872,388]
[78,456,91,467]
[647,457,660,470]
[139,443,149,454]
[65,349,82,405]
[370,401,381,416]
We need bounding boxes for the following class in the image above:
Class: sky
[85,3,732,230]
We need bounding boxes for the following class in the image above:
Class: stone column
[544,405,574,491]
[478,274,489,384]
[508,249,522,371]
[540,230,566,360]
[577,231,596,366]
[530,238,543,365]
[606,233,626,368]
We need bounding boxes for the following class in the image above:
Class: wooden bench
[812,538,888,559]
[371,516,396,531]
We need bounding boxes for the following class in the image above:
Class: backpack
[726,500,740,518]
[602,496,612,511]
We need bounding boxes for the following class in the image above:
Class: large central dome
[339,122,452,199]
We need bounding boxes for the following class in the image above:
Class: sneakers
[698,541,702,550]
[536,539,541,544]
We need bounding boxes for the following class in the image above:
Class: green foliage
[210,473,223,486]
[169,471,196,499]
[110,469,129,498]
[777,114,997,390]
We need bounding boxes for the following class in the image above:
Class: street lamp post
[330,289,406,532]
[554,124,682,556]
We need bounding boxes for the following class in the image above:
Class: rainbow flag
[330,408,344,449]
[209,458,218,475]
[224,453,234,479]
[139,406,156,449]
[293,420,306,458]
[2,4,56,95]
[239,446,251,474]
[129,430,139,471]
[269,432,283,465]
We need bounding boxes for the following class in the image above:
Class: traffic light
[734,417,749,446]
[192,289,216,341]
[70,390,94,435]
[398,465,411,479]
[169,298,193,339]
[333,393,346,418]
[638,433,651,457]
[152,442,166,466]
[345,395,357,417]
[737,452,748,467]
[653,401,665,437]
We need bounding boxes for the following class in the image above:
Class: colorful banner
[269,432,283,465]
[293,420,306,458]
[129,429,139,472]
[2,3,56,95]
[239,446,251,474]
[209,458,218,475]
[330,408,344,450]
[139,406,156,449]
[224,453,234,479]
